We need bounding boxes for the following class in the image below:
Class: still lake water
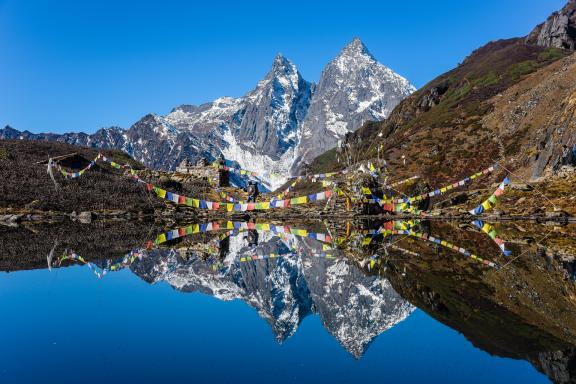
[1,219,573,383]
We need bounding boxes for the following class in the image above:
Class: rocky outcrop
[533,348,576,384]
[526,0,576,50]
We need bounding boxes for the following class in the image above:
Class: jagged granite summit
[1,38,414,189]
[294,38,415,170]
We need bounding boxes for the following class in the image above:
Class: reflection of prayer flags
[262,202,270,210]
[157,234,166,243]
[158,189,167,198]
[226,203,233,212]
[481,201,492,210]
[247,203,255,211]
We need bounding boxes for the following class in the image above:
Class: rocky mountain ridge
[1,38,414,190]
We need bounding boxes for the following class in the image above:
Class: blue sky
[0,0,567,134]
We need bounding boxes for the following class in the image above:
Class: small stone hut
[175,157,229,187]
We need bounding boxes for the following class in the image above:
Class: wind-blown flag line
[154,221,334,245]
[382,228,499,269]
[472,220,512,256]
[469,177,510,215]
[55,153,102,178]
[52,153,335,212]
[380,164,498,206]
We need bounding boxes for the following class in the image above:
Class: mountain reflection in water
[1,219,576,383]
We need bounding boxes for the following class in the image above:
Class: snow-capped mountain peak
[337,37,376,62]
[293,38,416,170]
[4,39,415,188]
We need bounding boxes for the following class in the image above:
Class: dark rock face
[532,349,576,384]
[526,0,576,50]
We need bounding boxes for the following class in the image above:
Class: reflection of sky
[0,267,547,383]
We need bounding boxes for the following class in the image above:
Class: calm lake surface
[1,219,574,384]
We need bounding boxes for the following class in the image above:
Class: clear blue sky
[0,0,567,134]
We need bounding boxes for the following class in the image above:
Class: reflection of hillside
[374,222,576,384]
[3,217,576,380]
[0,220,160,272]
